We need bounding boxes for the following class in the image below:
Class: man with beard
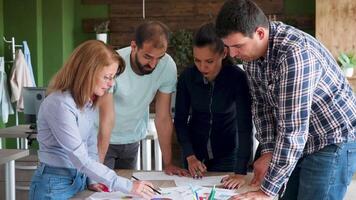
[97,21,189,176]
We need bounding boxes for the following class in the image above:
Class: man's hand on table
[228,189,274,200]
[250,152,272,187]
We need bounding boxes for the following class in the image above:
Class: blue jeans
[29,163,87,200]
[280,141,356,200]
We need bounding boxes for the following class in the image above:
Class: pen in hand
[131,175,162,195]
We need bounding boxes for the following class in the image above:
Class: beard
[134,54,155,75]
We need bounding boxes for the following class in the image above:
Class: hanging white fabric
[10,49,35,111]
[0,57,14,123]
[23,41,36,86]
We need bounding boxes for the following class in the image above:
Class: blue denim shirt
[37,91,133,193]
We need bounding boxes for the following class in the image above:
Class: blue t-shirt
[110,47,177,144]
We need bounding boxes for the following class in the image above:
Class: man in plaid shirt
[215,0,356,199]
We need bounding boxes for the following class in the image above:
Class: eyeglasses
[103,75,117,83]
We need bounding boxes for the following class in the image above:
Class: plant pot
[343,67,354,77]
[96,33,108,43]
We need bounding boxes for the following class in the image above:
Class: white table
[0,149,29,200]
[71,170,259,200]
[0,125,36,149]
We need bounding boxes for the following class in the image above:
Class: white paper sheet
[86,186,237,200]
[132,172,227,187]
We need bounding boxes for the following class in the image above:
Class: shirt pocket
[265,74,279,108]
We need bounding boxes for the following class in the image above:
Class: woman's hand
[130,180,155,200]
[221,174,247,189]
[187,155,207,179]
[88,183,107,192]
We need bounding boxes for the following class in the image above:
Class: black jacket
[174,64,253,174]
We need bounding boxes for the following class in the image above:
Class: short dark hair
[215,0,269,38]
[135,21,170,49]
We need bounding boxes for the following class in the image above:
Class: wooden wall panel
[316,0,356,58]
[348,77,356,91]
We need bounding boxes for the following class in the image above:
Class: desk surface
[0,125,154,140]
[71,170,258,199]
[0,149,29,164]
[0,125,37,139]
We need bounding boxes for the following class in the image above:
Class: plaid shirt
[244,21,356,196]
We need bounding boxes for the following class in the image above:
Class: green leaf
[338,52,356,68]
[350,55,356,65]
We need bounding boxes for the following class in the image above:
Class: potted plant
[169,29,193,74]
[95,20,110,43]
[338,52,356,77]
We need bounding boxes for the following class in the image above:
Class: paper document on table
[86,186,237,200]
[85,188,189,200]
[85,191,138,200]
[133,171,174,180]
[132,171,227,187]
[160,186,237,200]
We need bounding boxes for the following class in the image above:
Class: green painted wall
[0,0,3,56]
[0,0,108,146]
[42,0,64,86]
[41,0,108,85]
[284,0,315,35]
[0,0,3,130]
[36,0,43,86]
[2,0,108,87]
[63,0,75,62]
[4,0,40,83]
[285,0,315,15]
[73,0,108,46]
